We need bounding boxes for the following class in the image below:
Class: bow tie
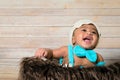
[73,45,97,63]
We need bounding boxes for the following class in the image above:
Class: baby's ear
[72,36,76,45]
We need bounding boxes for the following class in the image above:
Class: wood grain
[0,0,119,8]
[0,8,120,16]
[0,16,120,26]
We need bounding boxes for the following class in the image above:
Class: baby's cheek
[93,37,99,45]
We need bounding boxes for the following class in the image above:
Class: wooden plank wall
[0,0,120,80]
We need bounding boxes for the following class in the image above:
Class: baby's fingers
[43,51,48,57]
[35,48,45,57]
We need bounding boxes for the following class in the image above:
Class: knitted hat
[69,19,101,45]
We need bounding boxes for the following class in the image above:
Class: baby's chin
[81,45,95,50]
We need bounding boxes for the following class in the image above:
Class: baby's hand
[35,48,49,58]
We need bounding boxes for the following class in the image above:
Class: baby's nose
[87,31,92,35]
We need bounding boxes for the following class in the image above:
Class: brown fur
[18,57,120,80]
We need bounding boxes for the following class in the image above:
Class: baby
[34,19,105,68]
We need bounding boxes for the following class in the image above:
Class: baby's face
[72,24,99,49]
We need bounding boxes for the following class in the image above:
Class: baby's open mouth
[83,36,93,43]
[83,38,91,40]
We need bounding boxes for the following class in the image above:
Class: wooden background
[0,0,120,80]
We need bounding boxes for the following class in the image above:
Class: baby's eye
[92,31,97,34]
[81,29,87,32]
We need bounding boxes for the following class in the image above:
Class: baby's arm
[97,53,104,62]
[34,46,67,59]
[52,46,68,58]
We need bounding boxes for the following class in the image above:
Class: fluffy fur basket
[18,57,120,80]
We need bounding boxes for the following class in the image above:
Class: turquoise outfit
[59,45,105,68]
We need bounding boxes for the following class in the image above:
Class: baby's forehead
[78,24,97,31]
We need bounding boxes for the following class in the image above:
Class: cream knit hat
[69,19,101,45]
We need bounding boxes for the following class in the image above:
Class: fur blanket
[18,57,120,80]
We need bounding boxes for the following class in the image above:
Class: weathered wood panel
[0,8,120,16]
[0,16,120,26]
[0,73,18,80]
[0,0,120,8]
